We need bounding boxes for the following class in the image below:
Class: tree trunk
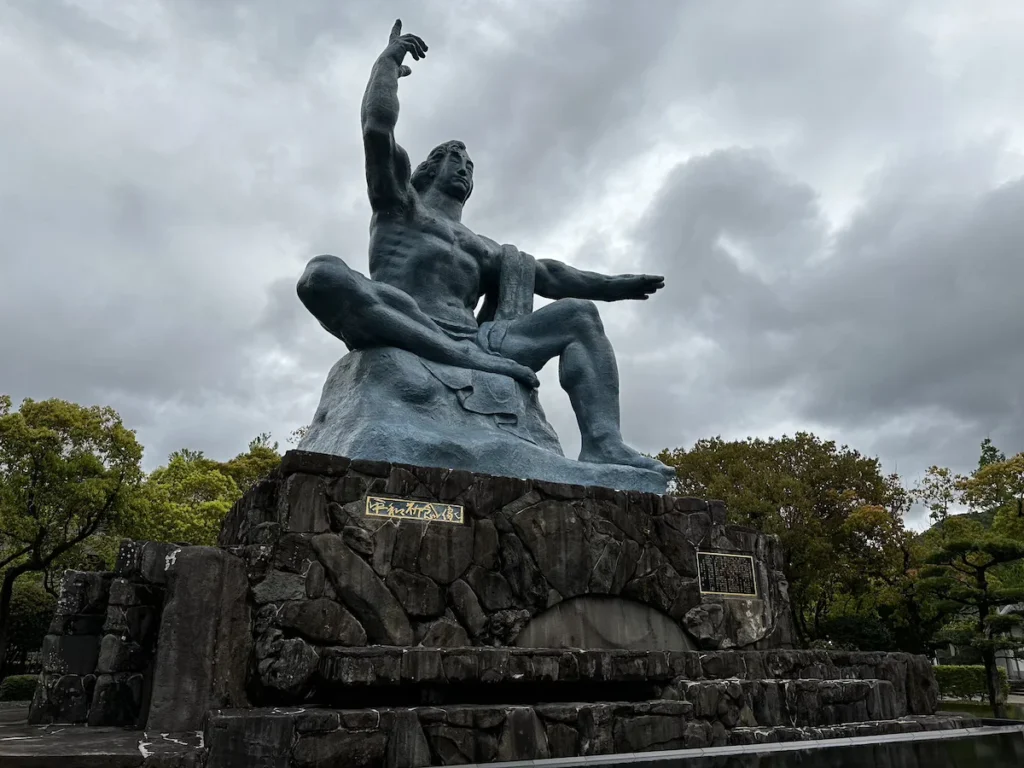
[793,601,810,647]
[0,566,27,680]
[982,647,1007,719]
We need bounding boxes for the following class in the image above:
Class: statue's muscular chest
[371,214,490,300]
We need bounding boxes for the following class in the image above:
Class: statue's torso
[368,203,492,330]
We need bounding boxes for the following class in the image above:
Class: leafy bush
[821,615,895,651]
[0,674,38,701]
[934,664,1010,701]
[4,579,56,662]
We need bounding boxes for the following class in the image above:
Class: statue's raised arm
[360,20,428,212]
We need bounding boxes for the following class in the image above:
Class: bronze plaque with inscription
[697,552,757,597]
[364,496,464,524]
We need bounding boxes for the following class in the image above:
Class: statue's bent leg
[498,299,672,476]
[297,255,538,386]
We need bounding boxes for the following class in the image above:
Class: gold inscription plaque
[364,496,465,525]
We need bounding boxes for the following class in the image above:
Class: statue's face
[434,145,474,202]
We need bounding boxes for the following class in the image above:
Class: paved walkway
[0,704,201,767]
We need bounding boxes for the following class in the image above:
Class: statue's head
[412,140,474,203]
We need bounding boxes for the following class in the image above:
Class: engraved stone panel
[697,552,757,597]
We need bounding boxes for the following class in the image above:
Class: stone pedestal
[217,450,795,706]
[25,451,954,767]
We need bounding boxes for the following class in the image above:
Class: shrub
[0,674,38,701]
[4,579,56,663]
[934,665,1010,701]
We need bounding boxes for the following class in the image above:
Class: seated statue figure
[296,21,674,492]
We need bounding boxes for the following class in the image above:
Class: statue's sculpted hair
[411,140,471,199]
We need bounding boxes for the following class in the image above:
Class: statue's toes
[656,463,676,480]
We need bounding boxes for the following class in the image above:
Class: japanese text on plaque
[364,496,464,525]
[697,552,757,597]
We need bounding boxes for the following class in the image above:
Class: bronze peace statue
[296,20,674,492]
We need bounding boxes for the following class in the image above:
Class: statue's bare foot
[579,438,676,479]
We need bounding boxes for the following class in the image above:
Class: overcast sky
[3,1,1023,528]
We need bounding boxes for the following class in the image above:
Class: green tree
[219,433,281,494]
[960,452,1024,534]
[128,436,282,546]
[129,449,242,546]
[918,523,1024,717]
[978,437,1006,470]
[659,433,910,646]
[914,465,963,523]
[0,395,143,678]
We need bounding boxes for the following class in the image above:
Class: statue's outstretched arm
[361,20,427,212]
[533,257,666,302]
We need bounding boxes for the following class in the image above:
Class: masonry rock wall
[217,451,795,703]
[28,540,176,727]
[29,539,251,732]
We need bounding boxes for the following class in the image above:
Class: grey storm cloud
[2,0,1023,530]
[620,140,1024,496]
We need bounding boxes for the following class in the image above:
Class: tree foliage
[221,433,282,494]
[127,449,241,546]
[917,524,1024,716]
[0,395,144,677]
[659,433,912,646]
[934,665,1010,702]
[914,466,962,524]
[3,576,55,669]
[961,452,1024,538]
[124,436,282,546]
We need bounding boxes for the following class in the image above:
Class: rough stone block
[138,542,182,586]
[41,634,100,675]
[87,673,143,726]
[253,569,307,604]
[293,730,388,768]
[281,473,331,533]
[47,613,105,636]
[416,522,474,585]
[205,710,294,768]
[386,569,445,619]
[419,616,469,647]
[107,577,161,607]
[147,546,251,731]
[280,450,351,478]
[96,634,147,674]
[276,598,366,646]
[258,637,319,698]
[312,534,413,645]
[54,571,112,616]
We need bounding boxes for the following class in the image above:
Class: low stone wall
[29,540,250,731]
[29,540,175,726]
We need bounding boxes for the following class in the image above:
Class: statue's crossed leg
[298,254,538,387]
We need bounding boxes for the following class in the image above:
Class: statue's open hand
[383,19,427,77]
[604,274,665,301]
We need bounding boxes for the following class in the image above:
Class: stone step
[201,705,982,767]
[309,646,934,684]
[672,678,902,728]
[726,712,982,747]
[291,646,936,717]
